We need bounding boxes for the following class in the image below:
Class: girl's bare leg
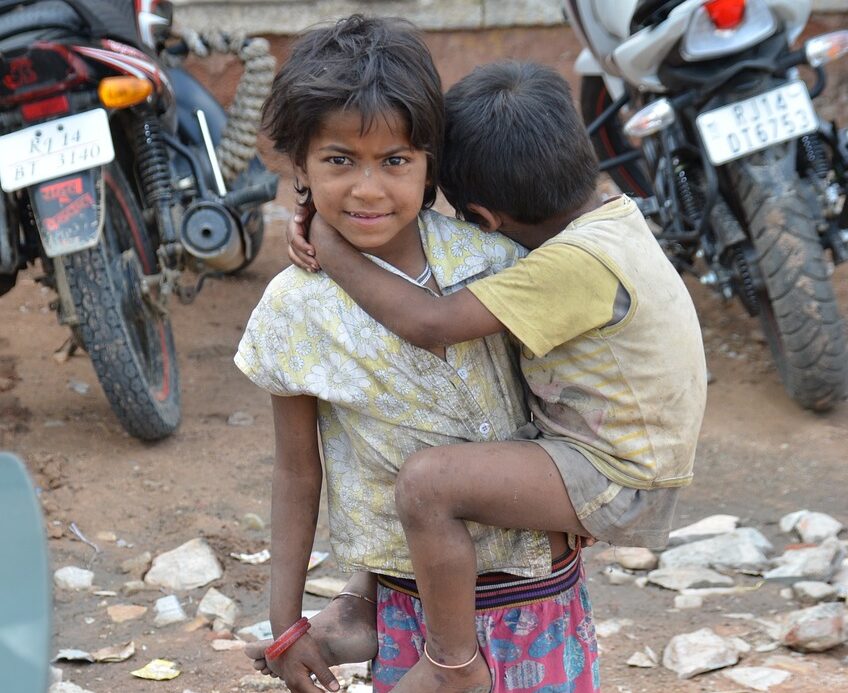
[390,441,587,693]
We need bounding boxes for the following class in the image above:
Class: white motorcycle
[564,0,848,410]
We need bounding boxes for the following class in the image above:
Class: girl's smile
[297,108,429,269]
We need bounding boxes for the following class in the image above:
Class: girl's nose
[351,168,385,199]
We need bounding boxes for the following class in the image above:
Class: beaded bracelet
[265,617,311,660]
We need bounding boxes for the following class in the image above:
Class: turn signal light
[624,99,676,138]
[705,0,746,30]
[805,30,848,67]
[98,76,152,109]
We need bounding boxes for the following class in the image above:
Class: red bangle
[265,617,311,660]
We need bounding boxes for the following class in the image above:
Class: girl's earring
[294,178,312,208]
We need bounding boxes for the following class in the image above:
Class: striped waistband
[377,546,583,611]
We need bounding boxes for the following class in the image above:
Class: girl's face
[296,108,429,262]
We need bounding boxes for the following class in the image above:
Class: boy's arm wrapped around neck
[311,217,505,348]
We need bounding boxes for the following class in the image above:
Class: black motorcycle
[0,0,278,439]
[566,0,848,411]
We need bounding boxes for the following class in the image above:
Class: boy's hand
[287,204,320,272]
[244,635,339,692]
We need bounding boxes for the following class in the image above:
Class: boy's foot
[391,647,492,693]
[244,592,378,674]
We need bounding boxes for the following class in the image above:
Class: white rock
[780,510,843,543]
[595,618,633,638]
[304,576,348,599]
[658,528,773,574]
[647,566,734,591]
[53,567,94,591]
[793,581,838,604]
[347,685,373,693]
[780,587,794,600]
[144,538,223,591]
[50,666,63,684]
[49,684,95,693]
[227,411,254,427]
[596,546,658,571]
[763,537,844,583]
[780,510,808,534]
[626,647,658,667]
[154,595,188,627]
[722,666,791,691]
[197,587,239,628]
[237,620,273,642]
[832,559,848,598]
[668,515,740,546]
[780,602,846,652]
[674,594,703,609]
[603,565,636,585]
[662,627,740,679]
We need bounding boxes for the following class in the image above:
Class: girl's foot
[391,646,492,693]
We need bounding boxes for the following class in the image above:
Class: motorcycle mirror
[0,453,51,693]
[805,30,848,68]
[623,98,676,138]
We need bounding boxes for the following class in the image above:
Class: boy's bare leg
[390,441,587,693]
[245,571,378,676]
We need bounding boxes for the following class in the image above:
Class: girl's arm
[266,394,340,692]
[309,216,504,349]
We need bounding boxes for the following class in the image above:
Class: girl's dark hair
[440,61,599,224]
[262,14,444,208]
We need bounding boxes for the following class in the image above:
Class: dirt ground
[2,16,848,693]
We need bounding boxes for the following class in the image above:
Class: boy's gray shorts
[514,423,680,549]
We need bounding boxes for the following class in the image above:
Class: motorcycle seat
[0,1,84,52]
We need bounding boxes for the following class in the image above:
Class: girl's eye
[384,156,408,167]
[327,156,351,166]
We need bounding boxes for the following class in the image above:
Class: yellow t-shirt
[468,196,706,490]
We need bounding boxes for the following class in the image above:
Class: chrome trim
[681,0,778,62]
[196,109,227,197]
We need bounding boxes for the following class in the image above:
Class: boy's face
[297,108,428,261]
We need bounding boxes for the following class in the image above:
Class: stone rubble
[662,627,741,679]
[646,566,734,591]
[667,514,739,546]
[780,510,843,544]
[658,527,773,574]
[53,566,94,591]
[763,537,844,583]
[197,586,240,630]
[154,595,188,627]
[144,538,223,591]
[722,665,791,691]
[779,601,846,652]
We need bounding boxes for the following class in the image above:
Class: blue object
[0,452,51,693]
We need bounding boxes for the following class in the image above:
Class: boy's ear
[466,203,503,233]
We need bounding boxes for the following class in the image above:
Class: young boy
[290,61,707,692]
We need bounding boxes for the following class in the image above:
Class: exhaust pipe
[179,200,246,272]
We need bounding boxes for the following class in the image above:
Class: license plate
[696,81,817,165]
[0,109,115,192]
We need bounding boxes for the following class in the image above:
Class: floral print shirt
[235,209,551,578]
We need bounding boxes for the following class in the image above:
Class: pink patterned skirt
[372,547,600,692]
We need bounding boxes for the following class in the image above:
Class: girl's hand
[287,204,319,272]
[245,634,339,692]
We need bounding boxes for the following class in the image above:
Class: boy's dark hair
[262,14,443,208]
[441,61,599,224]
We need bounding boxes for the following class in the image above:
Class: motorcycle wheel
[61,163,181,439]
[579,76,653,197]
[730,159,848,411]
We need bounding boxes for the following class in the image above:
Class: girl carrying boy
[236,15,599,693]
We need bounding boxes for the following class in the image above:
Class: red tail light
[21,94,70,122]
[705,0,746,30]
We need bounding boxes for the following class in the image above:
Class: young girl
[237,17,599,693]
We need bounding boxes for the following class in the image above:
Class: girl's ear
[466,203,504,233]
[294,164,309,189]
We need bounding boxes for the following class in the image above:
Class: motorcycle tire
[61,163,181,440]
[730,156,848,411]
[579,76,653,198]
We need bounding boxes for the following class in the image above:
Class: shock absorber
[800,134,830,180]
[134,111,178,245]
[673,158,701,230]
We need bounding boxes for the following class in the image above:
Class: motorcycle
[563,0,848,411]
[0,0,279,439]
